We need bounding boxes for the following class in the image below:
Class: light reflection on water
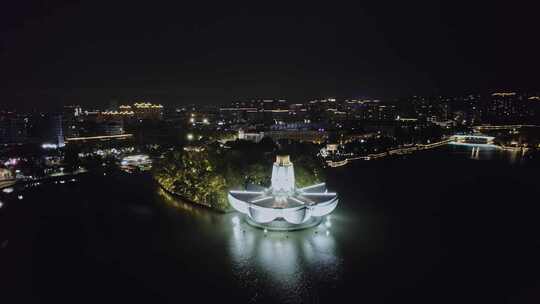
[446,144,528,164]
[158,184,343,302]
[152,146,532,303]
[157,187,215,220]
[228,215,341,303]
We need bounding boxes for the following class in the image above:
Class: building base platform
[245,216,323,231]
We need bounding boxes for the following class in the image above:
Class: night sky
[1,1,539,108]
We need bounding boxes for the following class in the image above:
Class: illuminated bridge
[325,133,503,167]
[473,124,538,132]
[449,134,495,146]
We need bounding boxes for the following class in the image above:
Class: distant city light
[41,143,58,149]
[187,134,194,141]
[66,134,133,142]
[18,195,23,200]
[2,187,14,194]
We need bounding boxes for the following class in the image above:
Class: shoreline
[326,139,534,168]
[154,177,229,213]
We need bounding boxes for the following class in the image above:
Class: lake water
[1,145,539,303]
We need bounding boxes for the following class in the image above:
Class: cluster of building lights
[101,102,163,116]
[133,102,163,109]
[120,154,152,167]
[41,143,62,149]
[189,114,210,125]
[65,134,133,142]
[101,110,135,115]
[492,92,517,97]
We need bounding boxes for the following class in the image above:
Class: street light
[187,134,194,141]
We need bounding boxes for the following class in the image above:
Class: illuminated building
[100,102,164,120]
[228,155,338,230]
[32,114,65,148]
[486,92,535,123]
[100,120,124,136]
[131,102,164,120]
[120,154,152,171]
[265,130,328,144]
[0,168,16,189]
[237,129,328,144]
[219,107,258,123]
[238,129,264,143]
[62,105,82,138]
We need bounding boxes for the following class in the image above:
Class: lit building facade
[31,114,65,148]
[0,168,16,189]
[486,92,534,123]
[100,102,164,121]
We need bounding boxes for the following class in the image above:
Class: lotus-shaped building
[228,155,338,230]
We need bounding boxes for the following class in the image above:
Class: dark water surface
[1,146,539,303]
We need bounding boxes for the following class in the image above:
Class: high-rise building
[62,105,83,138]
[99,120,124,136]
[31,114,65,148]
[486,92,534,123]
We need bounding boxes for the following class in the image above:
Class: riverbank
[326,138,453,167]
[326,137,536,168]
[154,177,229,212]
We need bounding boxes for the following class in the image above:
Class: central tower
[271,155,295,193]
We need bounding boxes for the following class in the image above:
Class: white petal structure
[228,155,338,226]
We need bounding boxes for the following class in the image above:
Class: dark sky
[1,1,539,108]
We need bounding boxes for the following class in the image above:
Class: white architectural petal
[228,155,338,226]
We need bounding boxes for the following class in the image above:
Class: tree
[153,142,326,212]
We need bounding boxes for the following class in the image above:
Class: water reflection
[157,187,215,220]
[228,215,341,302]
[157,186,342,302]
[451,144,528,164]
[470,146,480,159]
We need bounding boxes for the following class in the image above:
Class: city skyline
[2,3,540,303]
